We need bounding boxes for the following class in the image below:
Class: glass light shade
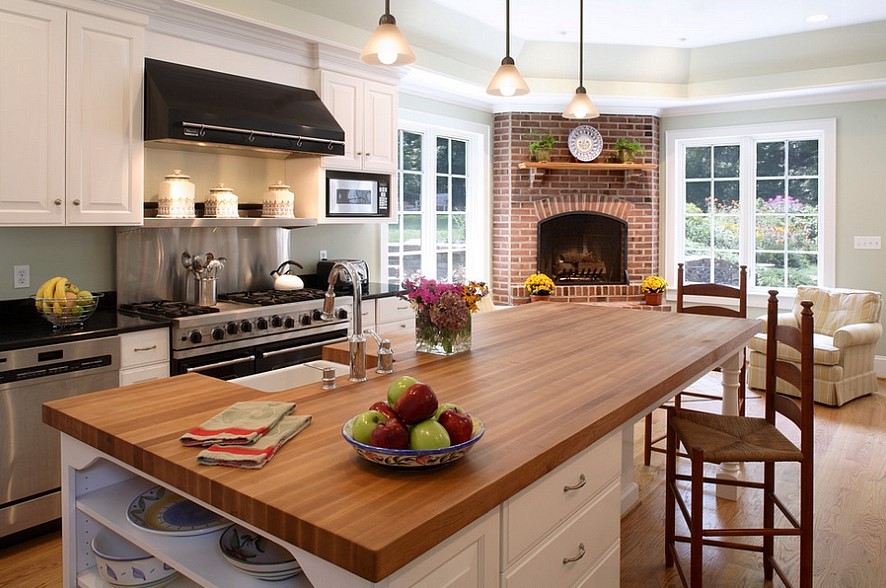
[562,87,600,119]
[486,57,530,97]
[360,22,416,66]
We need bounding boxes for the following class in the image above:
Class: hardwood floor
[2,379,884,587]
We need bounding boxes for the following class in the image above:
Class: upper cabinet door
[65,11,143,226]
[320,70,397,173]
[0,0,66,225]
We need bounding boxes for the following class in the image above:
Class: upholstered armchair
[747,286,882,406]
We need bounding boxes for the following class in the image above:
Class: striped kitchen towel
[196,414,312,468]
[179,401,296,446]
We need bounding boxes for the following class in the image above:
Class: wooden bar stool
[664,290,814,587]
[644,263,748,466]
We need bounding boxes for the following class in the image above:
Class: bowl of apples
[341,376,484,468]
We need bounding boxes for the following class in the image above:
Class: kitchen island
[44,303,760,587]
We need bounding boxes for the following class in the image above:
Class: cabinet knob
[562,473,587,492]
[72,199,81,206]
[562,543,585,565]
[356,151,363,156]
[54,199,62,206]
[365,152,371,157]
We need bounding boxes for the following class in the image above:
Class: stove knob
[284,316,296,329]
[211,327,225,341]
[226,322,239,335]
[240,320,253,333]
[300,313,312,326]
[312,309,323,321]
[256,317,268,330]
[271,315,283,328]
[188,330,202,344]
[336,308,349,320]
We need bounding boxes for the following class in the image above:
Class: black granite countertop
[0,293,170,352]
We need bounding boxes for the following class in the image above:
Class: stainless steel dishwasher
[0,336,120,540]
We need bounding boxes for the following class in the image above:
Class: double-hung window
[384,112,489,285]
[665,119,835,298]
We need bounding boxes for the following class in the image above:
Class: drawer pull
[562,542,585,565]
[563,473,586,492]
[133,345,158,352]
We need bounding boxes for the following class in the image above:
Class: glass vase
[415,308,472,356]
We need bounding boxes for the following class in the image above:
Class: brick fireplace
[492,113,660,305]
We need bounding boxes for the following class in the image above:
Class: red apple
[393,382,439,425]
[437,406,474,445]
[369,400,397,420]
[370,417,409,449]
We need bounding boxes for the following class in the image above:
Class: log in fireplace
[537,212,628,285]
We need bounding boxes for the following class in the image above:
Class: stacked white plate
[219,524,302,581]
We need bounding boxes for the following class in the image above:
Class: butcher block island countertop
[43,303,761,587]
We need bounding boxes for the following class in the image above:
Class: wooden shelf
[518,161,657,186]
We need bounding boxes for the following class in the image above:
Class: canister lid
[164,169,190,180]
[210,183,234,193]
[268,180,290,190]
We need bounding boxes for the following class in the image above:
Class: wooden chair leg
[644,413,654,466]
[665,413,676,567]
[690,448,704,588]
[763,461,774,580]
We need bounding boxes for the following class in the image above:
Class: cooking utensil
[182,251,192,271]
[192,255,205,275]
[271,260,304,290]
[206,259,223,279]
[206,252,214,264]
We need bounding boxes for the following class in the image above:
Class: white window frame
[383,109,491,284]
[665,118,836,308]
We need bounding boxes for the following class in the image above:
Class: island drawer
[501,479,620,587]
[501,433,620,565]
[120,329,169,368]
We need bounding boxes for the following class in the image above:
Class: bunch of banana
[35,277,92,316]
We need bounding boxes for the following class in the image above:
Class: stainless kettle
[270,260,305,290]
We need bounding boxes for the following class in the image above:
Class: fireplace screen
[537,212,628,285]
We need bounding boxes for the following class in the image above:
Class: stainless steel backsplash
[116,227,290,304]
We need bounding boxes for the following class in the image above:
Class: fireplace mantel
[518,161,658,186]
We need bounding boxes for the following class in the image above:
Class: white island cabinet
[0,0,144,226]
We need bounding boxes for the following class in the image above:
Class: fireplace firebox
[537,212,628,285]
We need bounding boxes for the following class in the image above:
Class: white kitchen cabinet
[500,433,621,587]
[0,0,143,226]
[320,71,397,173]
[375,296,414,335]
[119,329,169,386]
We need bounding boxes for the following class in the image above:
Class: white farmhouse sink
[231,361,349,393]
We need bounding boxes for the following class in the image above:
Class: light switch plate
[853,236,881,249]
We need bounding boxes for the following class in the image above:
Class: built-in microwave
[325,170,391,218]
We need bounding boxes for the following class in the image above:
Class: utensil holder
[195,277,217,306]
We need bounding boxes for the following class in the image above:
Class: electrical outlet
[14,265,30,289]
[319,250,328,260]
[854,236,881,249]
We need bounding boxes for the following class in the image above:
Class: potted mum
[640,275,668,306]
[524,273,555,302]
[403,277,488,355]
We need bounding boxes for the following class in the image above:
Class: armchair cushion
[793,285,881,335]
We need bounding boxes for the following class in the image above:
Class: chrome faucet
[322,261,367,382]
[366,329,394,374]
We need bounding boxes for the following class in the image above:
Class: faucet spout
[326,261,366,382]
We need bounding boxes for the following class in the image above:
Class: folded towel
[180,401,296,447]
[196,415,312,468]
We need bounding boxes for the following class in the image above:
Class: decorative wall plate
[567,125,604,162]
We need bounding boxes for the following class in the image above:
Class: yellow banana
[52,277,69,315]
[36,276,63,308]
[65,282,80,295]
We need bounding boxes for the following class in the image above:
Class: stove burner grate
[120,300,220,319]
[218,289,327,305]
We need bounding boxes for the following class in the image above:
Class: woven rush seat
[670,410,803,464]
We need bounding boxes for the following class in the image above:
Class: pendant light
[562,0,599,119]
[486,0,530,97]
[360,0,416,66]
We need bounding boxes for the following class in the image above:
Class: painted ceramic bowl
[218,524,302,580]
[341,414,484,468]
[91,529,178,587]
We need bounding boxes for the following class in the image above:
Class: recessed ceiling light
[805,14,829,23]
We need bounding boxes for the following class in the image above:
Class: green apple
[409,418,451,450]
[76,290,94,306]
[387,375,418,407]
[350,410,387,444]
[434,402,461,419]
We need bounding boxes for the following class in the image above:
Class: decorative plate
[567,125,604,162]
[127,485,229,536]
[341,415,484,468]
[218,524,298,571]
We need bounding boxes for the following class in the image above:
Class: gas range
[120,289,352,359]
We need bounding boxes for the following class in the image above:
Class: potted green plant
[528,133,556,163]
[613,138,645,164]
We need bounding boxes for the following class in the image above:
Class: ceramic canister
[205,183,239,218]
[158,170,195,218]
[262,181,295,218]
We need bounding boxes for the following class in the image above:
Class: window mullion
[739,136,755,287]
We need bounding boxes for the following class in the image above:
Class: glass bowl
[341,414,484,468]
[32,292,102,329]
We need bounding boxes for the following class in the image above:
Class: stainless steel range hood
[144,59,345,158]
